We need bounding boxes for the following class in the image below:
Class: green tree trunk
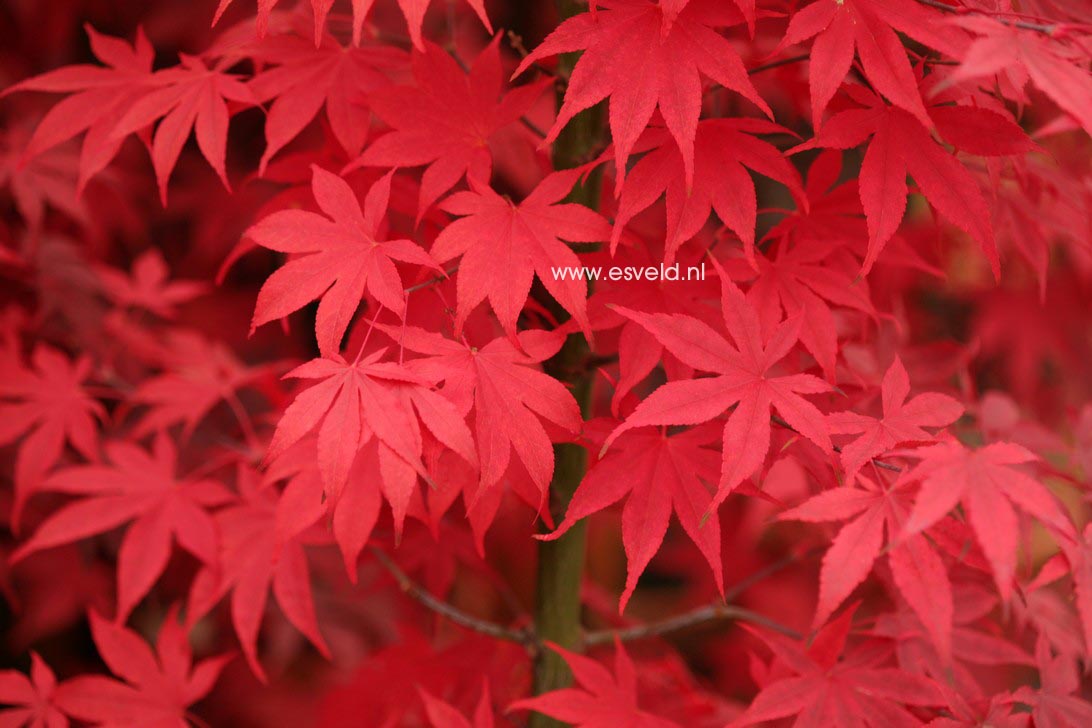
[529,2,603,725]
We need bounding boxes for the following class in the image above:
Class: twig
[748,53,809,76]
[185,711,214,728]
[723,547,821,602]
[914,0,1063,35]
[586,604,802,645]
[507,30,554,78]
[369,546,536,648]
[521,116,549,140]
[405,265,459,294]
[770,414,903,473]
[585,547,815,645]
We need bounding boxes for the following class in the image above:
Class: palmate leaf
[0,345,103,529]
[431,169,610,341]
[53,609,231,727]
[828,356,963,482]
[604,256,832,506]
[510,640,681,728]
[249,31,407,170]
[383,324,582,513]
[108,54,258,203]
[187,465,329,682]
[776,0,968,128]
[11,434,234,622]
[542,422,723,612]
[248,165,440,355]
[733,608,945,726]
[516,0,770,193]
[902,441,1075,601]
[265,349,476,558]
[793,84,1034,278]
[350,36,550,217]
[1,24,155,193]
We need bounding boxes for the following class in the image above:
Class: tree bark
[529,2,603,725]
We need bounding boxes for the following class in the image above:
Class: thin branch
[585,548,816,646]
[770,414,903,473]
[914,0,1063,35]
[723,547,821,602]
[185,712,214,728]
[520,116,550,140]
[507,30,554,79]
[586,604,802,645]
[404,265,458,294]
[748,53,809,76]
[369,546,535,647]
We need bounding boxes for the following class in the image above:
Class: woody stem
[529,2,604,725]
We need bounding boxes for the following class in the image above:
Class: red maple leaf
[541,422,723,612]
[795,83,1033,277]
[265,349,477,543]
[0,129,93,231]
[603,258,832,507]
[11,433,234,621]
[187,464,329,681]
[872,591,1033,699]
[431,169,610,340]
[583,243,721,415]
[350,37,549,216]
[0,652,67,728]
[248,30,407,171]
[385,325,582,510]
[828,356,963,482]
[948,15,1092,137]
[0,344,103,530]
[738,237,877,380]
[130,330,281,440]
[1,25,155,193]
[52,609,231,727]
[1048,523,1092,656]
[782,474,955,661]
[94,249,207,318]
[764,150,868,250]
[108,53,258,203]
[510,640,681,728]
[611,119,805,265]
[248,165,440,356]
[514,0,770,191]
[776,0,967,127]
[902,441,1074,601]
[732,607,943,726]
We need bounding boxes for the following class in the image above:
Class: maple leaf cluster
[0,0,1091,726]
